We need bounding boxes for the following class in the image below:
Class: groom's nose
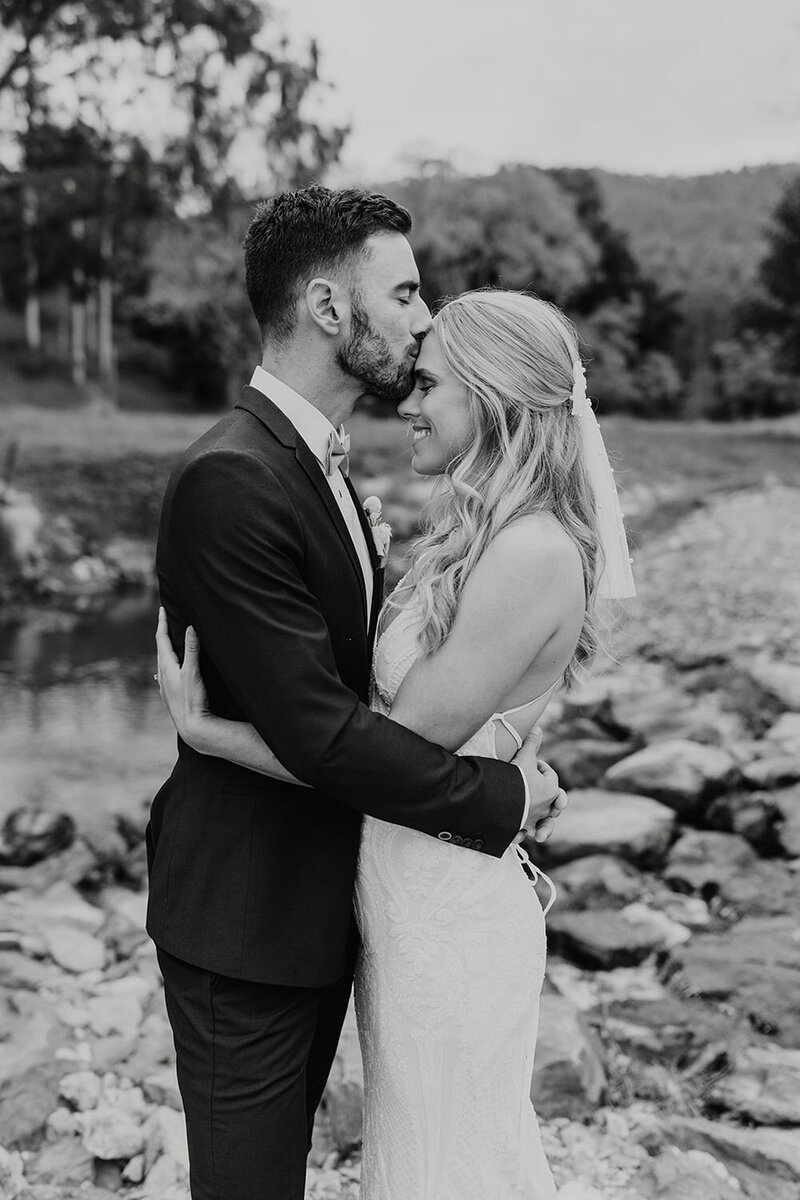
[410,294,432,337]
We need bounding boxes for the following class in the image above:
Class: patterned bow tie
[324,426,350,477]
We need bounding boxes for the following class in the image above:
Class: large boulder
[705,790,781,854]
[709,1043,800,1126]
[636,1145,746,1200]
[766,713,800,757]
[747,659,800,711]
[772,784,800,857]
[742,755,800,788]
[667,916,800,1046]
[545,738,638,790]
[663,830,758,896]
[532,990,606,1119]
[0,808,75,866]
[546,909,664,969]
[667,1115,800,1200]
[548,855,646,910]
[536,789,676,868]
[0,991,67,1144]
[604,740,740,817]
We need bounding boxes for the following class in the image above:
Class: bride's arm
[156,609,309,786]
[387,517,585,750]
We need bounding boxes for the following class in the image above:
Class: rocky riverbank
[1,481,799,1199]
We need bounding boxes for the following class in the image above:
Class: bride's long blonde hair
[397,289,603,688]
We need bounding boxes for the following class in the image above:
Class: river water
[0,590,177,828]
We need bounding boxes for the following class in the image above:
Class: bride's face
[396,328,475,475]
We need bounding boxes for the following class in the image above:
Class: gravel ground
[617,482,800,665]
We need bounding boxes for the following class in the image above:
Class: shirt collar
[249,365,339,467]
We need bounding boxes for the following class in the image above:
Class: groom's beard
[337,299,419,403]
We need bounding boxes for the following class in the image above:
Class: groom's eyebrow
[394,280,420,294]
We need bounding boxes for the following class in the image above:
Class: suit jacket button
[438,831,452,841]
[473,839,484,850]
[462,837,473,848]
[451,835,463,846]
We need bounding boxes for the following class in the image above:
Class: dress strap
[493,714,524,751]
[514,844,557,916]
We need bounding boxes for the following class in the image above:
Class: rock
[0,950,63,990]
[618,902,690,950]
[59,1070,103,1112]
[548,855,646,909]
[25,1136,95,1185]
[85,994,143,1038]
[709,1043,800,1125]
[668,1115,800,1199]
[93,1159,125,1191]
[143,1067,182,1110]
[604,740,740,817]
[323,1079,362,1155]
[143,1105,189,1175]
[80,1105,145,1160]
[532,991,606,1119]
[773,784,800,857]
[0,1145,25,1199]
[537,789,676,868]
[636,1145,745,1199]
[102,536,155,586]
[0,991,66,1144]
[667,916,800,1045]
[0,807,75,866]
[742,755,800,788]
[46,1106,82,1139]
[664,830,759,896]
[44,924,106,973]
[546,909,663,969]
[122,1153,146,1183]
[705,791,781,853]
[546,738,638,790]
[0,839,97,894]
[748,659,800,711]
[766,713,800,757]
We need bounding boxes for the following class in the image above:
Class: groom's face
[337,233,431,403]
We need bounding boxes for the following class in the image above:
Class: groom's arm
[167,449,527,857]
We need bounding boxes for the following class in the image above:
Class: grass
[2,389,799,547]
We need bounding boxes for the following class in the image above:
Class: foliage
[708,332,800,420]
[740,174,800,375]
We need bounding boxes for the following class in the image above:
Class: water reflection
[0,592,177,824]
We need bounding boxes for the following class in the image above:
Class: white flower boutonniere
[363,495,392,566]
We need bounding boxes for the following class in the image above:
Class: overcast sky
[280,0,800,179]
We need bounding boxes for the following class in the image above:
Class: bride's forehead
[416,329,445,372]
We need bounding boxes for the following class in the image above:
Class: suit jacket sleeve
[168,449,526,857]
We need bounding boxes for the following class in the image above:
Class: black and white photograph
[1,1,799,1197]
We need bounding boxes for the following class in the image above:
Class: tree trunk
[21,182,42,352]
[97,228,115,391]
[70,218,87,387]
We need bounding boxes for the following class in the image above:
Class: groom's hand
[511,726,568,845]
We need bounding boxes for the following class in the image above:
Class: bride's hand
[156,607,212,751]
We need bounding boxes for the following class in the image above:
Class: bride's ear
[305,277,348,337]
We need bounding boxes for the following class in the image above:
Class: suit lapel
[344,475,385,645]
[237,385,374,632]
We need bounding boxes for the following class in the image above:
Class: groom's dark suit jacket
[146,386,526,988]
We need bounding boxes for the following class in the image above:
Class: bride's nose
[397,393,420,421]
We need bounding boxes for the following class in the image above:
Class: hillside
[597,163,800,301]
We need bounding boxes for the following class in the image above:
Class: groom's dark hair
[243,185,412,344]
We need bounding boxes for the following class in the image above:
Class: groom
[147,186,564,1200]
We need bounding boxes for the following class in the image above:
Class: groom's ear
[305,277,348,337]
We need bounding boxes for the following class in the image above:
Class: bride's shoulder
[484,513,582,580]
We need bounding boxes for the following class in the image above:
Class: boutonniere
[363,495,392,566]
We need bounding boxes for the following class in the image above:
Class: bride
[156,289,634,1199]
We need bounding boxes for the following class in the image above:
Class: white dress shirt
[249,367,374,621]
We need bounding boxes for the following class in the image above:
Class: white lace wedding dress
[354,591,559,1200]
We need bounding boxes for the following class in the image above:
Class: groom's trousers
[157,938,357,1200]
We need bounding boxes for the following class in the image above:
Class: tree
[0,0,347,396]
[742,174,800,375]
